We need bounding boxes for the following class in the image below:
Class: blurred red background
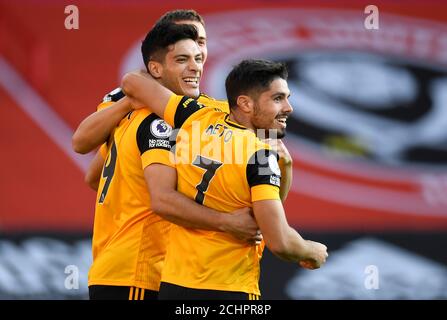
[1,0,446,233]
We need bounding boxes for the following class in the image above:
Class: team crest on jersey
[150,119,172,139]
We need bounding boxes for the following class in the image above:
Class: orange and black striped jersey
[161,94,281,296]
[88,107,174,291]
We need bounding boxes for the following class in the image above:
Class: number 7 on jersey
[192,155,223,205]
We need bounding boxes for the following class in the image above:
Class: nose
[284,98,293,113]
[189,58,201,73]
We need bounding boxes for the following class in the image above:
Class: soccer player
[72,9,224,190]
[87,20,261,300]
[122,24,329,300]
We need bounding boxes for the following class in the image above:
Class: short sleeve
[164,94,204,128]
[102,87,125,103]
[246,149,281,202]
[96,101,113,112]
[98,143,108,159]
[137,113,175,169]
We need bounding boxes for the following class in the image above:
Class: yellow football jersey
[88,108,174,290]
[161,94,281,296]
[89,88,229,290]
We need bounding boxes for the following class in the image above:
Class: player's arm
[123,71,205,130]
[121,71,173,122]
[277,140,293,202]
[74,88,135,190]
[85,134,110,191]
[145,164,261,243]
[84,151,105,191]
[278,158,292,202]
[247,149,327,268]
[253,200,327,268]
[72,96,132,154]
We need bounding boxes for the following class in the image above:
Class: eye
[198,39,206,47]
[274,96,282,102]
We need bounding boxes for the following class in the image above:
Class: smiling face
[251,78,293,138]
[158,38,203,98]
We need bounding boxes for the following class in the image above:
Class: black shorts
[89,285,158,300]
[158,282,260,300]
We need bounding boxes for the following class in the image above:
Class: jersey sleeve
[102,87,125,103]
[164,94,204,128]
[137,113,175,169]
[98,144,108,159]
[97,87,125,111]
[96,102,113,112]
[246,149,281,202]
[198,94,230,113]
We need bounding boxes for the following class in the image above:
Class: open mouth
[276,117,288,128]
[183,77,200,87]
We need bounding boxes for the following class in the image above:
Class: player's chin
[277,128,286,139]
[262,128,286,139]
[184,87,200,98]
[270,128,286,139]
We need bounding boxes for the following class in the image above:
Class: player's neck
[228,111,254,132]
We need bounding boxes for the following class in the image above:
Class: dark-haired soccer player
[86,19,260,300]
[123,46,329,299]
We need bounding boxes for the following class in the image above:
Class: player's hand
[224,207,262,245]
[299,241,328,270]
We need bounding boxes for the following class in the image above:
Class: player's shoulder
[197,92,217,101]
[136,112,173,153]
[243,135,275,160]
[234,124,269,146]
[248,140,280,173]
[198,93,229,113]
[130,109,166,129]
[225,123,274,160]
[138,111,172,137]
[114,108,155,133]
[255,139,273,152]
[133,108,152,119]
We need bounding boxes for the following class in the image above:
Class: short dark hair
[141,22,198,70]
[156,9,205,26]
[225,59,288,108]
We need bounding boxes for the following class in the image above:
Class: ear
[236,95,253,113]
[147,61,163,79]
